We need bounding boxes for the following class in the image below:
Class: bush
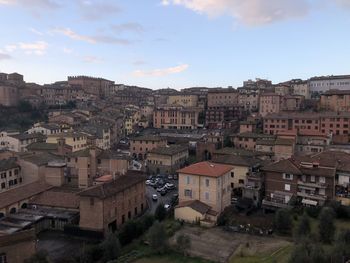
[176,234,191,256]
[327,200,350,219]
[148,221,168,254]
[318,207,335,243]
[118,216,155,246]
[274,209,293,235]
[294,212,311,240]
[100,232,121,262]
[155,203,167,222]
[305,206,321,218]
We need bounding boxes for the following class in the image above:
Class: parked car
[145,180,151,185]
[152,194,158,201]
[160,189,167,196]
[173,174,178,180]
[165,183,175,190]
[164,204,171,210]
[149,181,156,187]
[167,174,173,180]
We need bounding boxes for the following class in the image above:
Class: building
[0,158,22,193]
[231,132,275,151]
[320,89,350,112]
[0,229,36,263]
[79,125,111,150]
[259,93,282,117]
[0,131,46,152]
[291,80,310,99]
[206,88,243,129]
[309,75,350,92]
[167,94,199,107]
[176,161,233,221]
[78,171,146,233]
[46,132,88,152]
[262,157,336,209]
[68,76,114,98]
[147,144,188,175]
[0,85,19,107]
[263,112,350,136]
[27,123,63,136]
[130,135,167,160]
[282,95,304,111]
[153,105,201,130]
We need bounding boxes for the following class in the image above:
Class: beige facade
[0,159,22,193]
[177,162,233,213]
[292,82,310,99]
[320,90,350,112]
[47,132,87,152]
[147,145,188,174]
[167,94,198,107]
[259,93,282,117]
[78,171,146,233]
[130,135,167,160]
[68,76,114,98]
[153,105,201,130]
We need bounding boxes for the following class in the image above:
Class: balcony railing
[297,191,327,201]
[262,197,290,209]
[297,180,327,189]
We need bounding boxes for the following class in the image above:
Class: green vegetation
[134,253,213,263]
[154,203,167,222]
[274,208,292,235]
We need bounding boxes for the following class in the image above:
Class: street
[145,179,179,215]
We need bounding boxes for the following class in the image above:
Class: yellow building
[147,144,188,175]
[175,161,233,224]
[167,94,198,107]
[46,132,88,152]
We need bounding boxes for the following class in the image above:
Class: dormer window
[283,173,293,180]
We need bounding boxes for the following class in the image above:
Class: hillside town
[0,72,350,262]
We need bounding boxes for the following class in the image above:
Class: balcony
[262,197,290,209]
[297,191,327,201]
[297,180,327,189]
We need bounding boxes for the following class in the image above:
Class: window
[238,179,244,185]
[310,175,315,182]
[186,176,190,185]
[0,253,7,263]
[319,177,325,184]
[283,173,293,180]
[205,192,209,200]
[184,189,192,197]
[319,188,325,196]
[205,179,209,187]
[231,183,234,188]
[231,172,234,178]
[285,184,291,191]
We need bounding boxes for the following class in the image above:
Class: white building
[309,75,350,92]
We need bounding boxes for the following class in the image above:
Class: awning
[302,199,318,206]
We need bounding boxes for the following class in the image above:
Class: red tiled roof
[177,161,234,177]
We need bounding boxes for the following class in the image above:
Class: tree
[148,221,168,254]
[223,136,233,147]
[318,207,335,243]
[288,243,310,263]
[294,212,311,240]
[100,232,121,262]
[24,250,51,263]
[18,100,33,112]
[155,203,167,222]
[274,209,293,234]
[176,234,191,256]
[309,243,328,263]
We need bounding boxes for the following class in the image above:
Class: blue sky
[0,0,349,89]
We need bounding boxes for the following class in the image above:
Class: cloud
[83,55,103,63]
[133,59,147,66]
[335,0,350,8]
[54,27,132,45]
[111,23,145,34]
[63,47,73,54]
[133,64,189,77]
[18,41,48,55]
[161,0,312,26]
[29,27,44,36]
[4,45,17,52]
[0,0,60,9]
[0,53,12,60]
[78,0,121,20]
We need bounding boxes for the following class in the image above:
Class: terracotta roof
[274,138,295,146]
[0,181,54,208]
[177,161,233,177]
[30,188,80,209]
[300,167,335,178]
[262,159,302,175]
[26,142,58,151]
[131,135,165,142]
[176,200,211,215]
[78,171,146,199]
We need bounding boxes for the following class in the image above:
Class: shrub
[148,221,168,254]
[155,203,167,222]
[318,207,335,244]
[294,212,311,240]
[274,208,293,235]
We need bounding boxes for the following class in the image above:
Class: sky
[0,0,350,90]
